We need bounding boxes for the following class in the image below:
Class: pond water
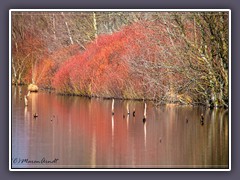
[11,86,229,169]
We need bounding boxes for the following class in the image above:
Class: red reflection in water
[12,86,229,168]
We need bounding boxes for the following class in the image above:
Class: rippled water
[11,86,229,169]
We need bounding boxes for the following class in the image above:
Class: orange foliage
[35,58,55,87]
[23,44,80,87]
[13,31,46,84]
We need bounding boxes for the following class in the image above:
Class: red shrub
[52,21,183,99]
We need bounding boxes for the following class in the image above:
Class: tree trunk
[93,12,98,39]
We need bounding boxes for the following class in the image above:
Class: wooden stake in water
[112,98,114,115]
[127,103,130,115]
[143,103,147,123]
[24,95,28,106]
[144,103,147,118]
[133,108,136,117]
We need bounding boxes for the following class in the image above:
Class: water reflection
[111,115,114,146]
[143,122,147,150]
[12,86,229,168]
[127,114,129,131]
[90,131,96,168]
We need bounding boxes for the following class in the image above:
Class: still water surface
[12,86,229,168]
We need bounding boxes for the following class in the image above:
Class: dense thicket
[11,12,229,107]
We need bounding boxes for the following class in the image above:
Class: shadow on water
[12,86,229,168]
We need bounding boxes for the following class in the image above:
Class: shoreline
[12,84,228,109]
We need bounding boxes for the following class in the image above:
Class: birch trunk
[93,12,98,39]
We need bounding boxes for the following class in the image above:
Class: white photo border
[9,9,231,171]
